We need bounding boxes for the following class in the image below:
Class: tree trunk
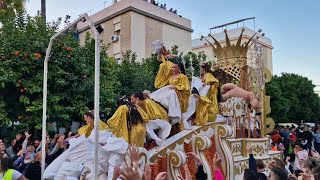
[41,0,46,22]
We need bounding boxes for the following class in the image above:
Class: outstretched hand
[212,153,222,170]
[119,161,142,180]
[178,164,192,180]
[112,165,122,180]
[155,172,167,180]
[16,133,22,140]
[25,132,32,139]
[246,143,253,154]
[186,152,202,165]
[129,144,139,163]
[144,164,151,180]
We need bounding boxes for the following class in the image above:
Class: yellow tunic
[78,120,108,138]
[202,73,219,121]
[137,99,169,121]
[169,74,190,113]
[154,55,174,89]
[195,96,212,126]
[107,105,149,147]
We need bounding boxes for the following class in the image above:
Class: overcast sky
[26,0,320,90]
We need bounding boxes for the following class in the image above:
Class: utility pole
[41,0,46,22]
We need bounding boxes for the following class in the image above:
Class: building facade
[77,0,193,61]
[192,27,273,74]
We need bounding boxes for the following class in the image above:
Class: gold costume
[137,99,169,121]
[202,73,219,121]
[107,105,149,147]
[78,120,108,138]
[195,96,212,126]
[169,74,190,113]
[154,56,174,89]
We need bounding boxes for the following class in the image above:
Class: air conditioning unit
[111,35,119,42]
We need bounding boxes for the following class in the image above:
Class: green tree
[0,0,27,20]
[117,51,156,97]
[266,73,320,124]
[0,12,119,132]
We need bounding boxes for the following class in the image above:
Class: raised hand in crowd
[119,161,142,180]
[144,164,151,180]
[112,165,122,180]
[16,133,22,141]
[178,164,192,180]
[186,152,202,166]
[246,143,253,154]
[24,132,32,140]
[113,144,142,180]
[212,152,222,170]
[129,144,139,163]
[155,172,167,180]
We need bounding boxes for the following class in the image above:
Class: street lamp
[41,13,102,180]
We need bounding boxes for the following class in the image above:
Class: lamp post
[41,13,101,180]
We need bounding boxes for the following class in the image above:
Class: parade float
[40,12,279,180]
[135,28,279,180]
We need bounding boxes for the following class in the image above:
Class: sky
[26,0,320,90]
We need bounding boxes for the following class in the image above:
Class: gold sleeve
[98,120,108,130]
[154,56,173,89]
[144,99,169,121]
[137,106,150,123]
[205,73,219,85]
[78,125,92,137]
[175,74,191,91]
[107,105,129,142]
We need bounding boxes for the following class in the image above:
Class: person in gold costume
[200,62,220,121]
[131,92,172,142]
[190,88,212,126]
[107,97,149,147]
[154,59,190,113]
[77,111,108,138]
[131,92,168,121]
[168,61,191,113]
[153,60,190,134]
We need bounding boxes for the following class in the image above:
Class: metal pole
[92,33,100,180]
[83,13,101,180]
[41,38,54,179]
[40,14,98,179]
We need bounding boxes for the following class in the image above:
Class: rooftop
[77,0,192,33]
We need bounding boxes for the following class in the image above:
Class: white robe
[191,76,210,96]
[44,130,127,180]
[149,85,181,125]
[145,119,172,145]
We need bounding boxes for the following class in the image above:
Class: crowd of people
[149,0,179,15]
[263,124,320,179]
[0,131,76,179]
